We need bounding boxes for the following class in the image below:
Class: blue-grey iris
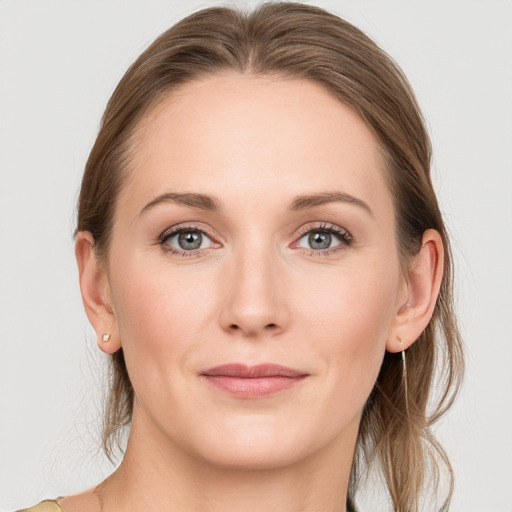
[178,231,202,250]
[309,232,331,250]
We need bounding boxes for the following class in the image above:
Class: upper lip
[201,363,307,378]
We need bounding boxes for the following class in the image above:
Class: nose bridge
[237,242,274,302]
[220,230,287,336]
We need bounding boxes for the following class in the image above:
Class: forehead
[122,72,392,216]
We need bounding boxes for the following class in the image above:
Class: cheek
[111,259,214,353]
[292,259,400,399]
[107,255,221,422]
[107,246,233,400]
[296,260,398,341]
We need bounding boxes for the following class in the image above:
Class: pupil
[178,231,202,250]
[309,232,331,250]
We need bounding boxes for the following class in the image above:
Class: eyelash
[159,222,353,257]
[159,224,218,258]
[294,223,353,256]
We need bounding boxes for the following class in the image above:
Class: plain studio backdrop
[0,1,511,511]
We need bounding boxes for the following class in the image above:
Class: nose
[219,243,290,338]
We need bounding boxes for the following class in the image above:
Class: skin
[72,73,443,512]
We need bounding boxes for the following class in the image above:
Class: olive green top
[15,499,63,512]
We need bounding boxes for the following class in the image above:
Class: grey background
[1,1,511,510]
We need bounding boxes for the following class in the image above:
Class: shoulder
[14,486,101,512]
[15,500,62,512]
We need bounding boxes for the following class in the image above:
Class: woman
[18,2,463,511]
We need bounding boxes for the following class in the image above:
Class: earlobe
[387,229,444,353]
[75,231,122,354]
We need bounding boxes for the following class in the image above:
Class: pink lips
[201,363,308,398]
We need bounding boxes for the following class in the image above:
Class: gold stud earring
[102,333,111,342]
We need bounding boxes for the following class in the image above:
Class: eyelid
[159,223,217,243]
[293,222,352,241]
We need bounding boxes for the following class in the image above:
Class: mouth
[200,363,309,398]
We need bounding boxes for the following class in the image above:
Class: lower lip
[203,375,307,398]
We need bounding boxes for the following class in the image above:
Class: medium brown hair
[76,3,464,510]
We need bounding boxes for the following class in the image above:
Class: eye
[295,224,352,253]
[300,231,338,250]
[161,227,214,253]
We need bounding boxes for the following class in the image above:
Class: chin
[187,415,332,471]
[200,440,309,471]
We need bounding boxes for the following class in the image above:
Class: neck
[99,405,358,512]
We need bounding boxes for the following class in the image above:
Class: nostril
[228,323,277,332]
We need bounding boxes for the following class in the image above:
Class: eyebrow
[139,191,372,217]
[139,192,222,216]
[289,192,373,217]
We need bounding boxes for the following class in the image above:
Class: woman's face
[105,73,406,468]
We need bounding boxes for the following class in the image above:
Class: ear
[75,231,122,354]
[387,229,444,353]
